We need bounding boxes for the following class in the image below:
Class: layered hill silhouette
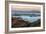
[12,17,40,28]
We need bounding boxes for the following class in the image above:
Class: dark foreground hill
[12,17,40,28]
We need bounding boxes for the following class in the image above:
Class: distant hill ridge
[12,10,40,13]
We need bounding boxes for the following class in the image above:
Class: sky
[11,3,41,11]
[11,3,41,15]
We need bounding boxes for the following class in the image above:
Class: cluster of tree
[29,19,40,27]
